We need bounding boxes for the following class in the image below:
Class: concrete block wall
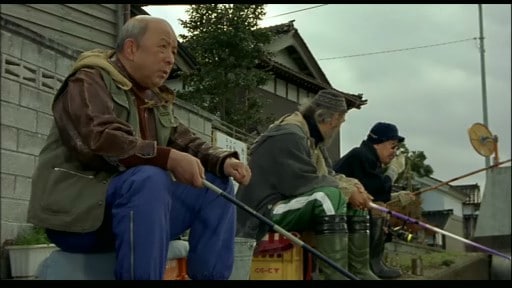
[1,28,73,244]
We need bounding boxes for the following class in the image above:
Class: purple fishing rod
[369,202,511,261]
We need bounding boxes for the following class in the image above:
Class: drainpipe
[124,4,131,23]
[117,4,124,34]
[117,4,131,33]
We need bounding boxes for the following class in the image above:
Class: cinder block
[1,173,15,199]
[189,114,204,134]
[0,149,35,177]
[0,221,33,244]
[55,56,74,77]
[1,125,17,151]
[21,39,56,72]
[1,30,23,58]
[0,77,20,104]
[0,102,37,132]
[40,48,57,72]
[15,176,32,201]
[18,130,47,156]
[1,198,29,223]
[19,85,53,114]
[36,112,54,135]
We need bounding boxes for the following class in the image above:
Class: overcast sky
[144,4,511,194]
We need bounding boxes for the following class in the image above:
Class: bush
[13,226,51,246]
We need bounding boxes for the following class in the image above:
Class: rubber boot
[347,214,380,280]
[369,216,402,279]
[314,215,349,280]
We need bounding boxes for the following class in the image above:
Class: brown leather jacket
[54,56,237,175]
[27,50,238,232]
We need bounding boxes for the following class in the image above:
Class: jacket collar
[303,114,324,147]
[360,139,382,169]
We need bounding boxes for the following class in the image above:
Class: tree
[395,142,434,191]
[178,4,274,132]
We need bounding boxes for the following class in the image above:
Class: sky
[143,4,511,194]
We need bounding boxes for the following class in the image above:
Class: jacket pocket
[155,106,177,146]
[53,167,95,179]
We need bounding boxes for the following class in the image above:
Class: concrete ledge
[427,253,489,280]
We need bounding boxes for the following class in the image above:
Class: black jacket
[333,140,393,202]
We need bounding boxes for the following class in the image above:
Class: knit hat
[311,89,347,113]
[367,122,405,144]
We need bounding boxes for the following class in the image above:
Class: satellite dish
[468,123,499,162]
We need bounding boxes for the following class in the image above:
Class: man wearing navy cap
[333,122,415,279]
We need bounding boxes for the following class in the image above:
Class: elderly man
[333,122,415,279]
[236,89,379,280]
[27,16,251,280]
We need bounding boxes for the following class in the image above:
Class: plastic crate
[163,257,188,280]
[249,232,304,280]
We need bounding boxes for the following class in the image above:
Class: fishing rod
[369,202,511,261]
[387,158,511,206]
[202,179,359,280]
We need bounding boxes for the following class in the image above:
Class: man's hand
[385,153,406,182]
[348,183,373,210]
[391,190,416,206]
[336,174,373,210]
[223,157,252,185]
[167,150,205,188]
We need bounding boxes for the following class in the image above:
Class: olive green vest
[27,66,178,233]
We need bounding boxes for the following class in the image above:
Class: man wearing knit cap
[236,89,380,280]
[333,122,416,279]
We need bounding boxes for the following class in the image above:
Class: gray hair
[115,18,150,53]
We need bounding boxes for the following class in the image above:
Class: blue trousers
[46,165,236,280]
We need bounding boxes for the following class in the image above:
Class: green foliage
[395,143,434,190]
[14,226,51,245]
[178,4,274,132]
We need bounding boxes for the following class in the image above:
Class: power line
[265,4,328,19]
[318,37,478,61]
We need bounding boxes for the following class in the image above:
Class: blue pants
[46,165,236,280]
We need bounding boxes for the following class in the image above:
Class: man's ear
[123,39,138,61]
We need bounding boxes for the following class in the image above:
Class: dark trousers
[46,165,235,280]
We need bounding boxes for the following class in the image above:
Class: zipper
[53,167,94,179]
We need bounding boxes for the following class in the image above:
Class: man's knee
[126,165,170,182]
[108,165,172,202]
[314,186,347,215]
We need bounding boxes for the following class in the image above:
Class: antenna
[468,123,499,164]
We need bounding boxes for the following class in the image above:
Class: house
[456,183,481,240]
[412,176,468,252]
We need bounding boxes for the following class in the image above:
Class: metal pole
[478,4,490,168]
[202,179,360,280]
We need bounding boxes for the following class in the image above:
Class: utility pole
[478,4,490,168]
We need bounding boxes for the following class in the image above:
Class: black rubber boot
[369,216,402,279]
[314,215,349,280]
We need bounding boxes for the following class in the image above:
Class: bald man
[27,16,251,280]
